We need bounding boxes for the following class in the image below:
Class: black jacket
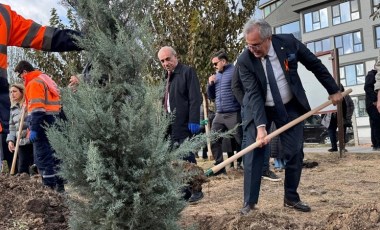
[364,69,377,109]
[237,34,340,129]
[0,77,10,133]
[165,63,201,140]
[231,66,244,106]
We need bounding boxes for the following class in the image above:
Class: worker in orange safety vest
[15,60,65,192]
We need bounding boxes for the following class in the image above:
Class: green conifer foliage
[47,0,198,229]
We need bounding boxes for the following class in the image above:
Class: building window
[275,21,301,41]
[339,63,365,87]
[263,0,284,18]
[373,0,380,12]
[306,38,331,54]
[304,8,328,32]
[332,0,360,25]
[354,95,367,117]
[335,31,363,55]
[375,26,380,48]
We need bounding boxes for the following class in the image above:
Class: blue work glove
[29,130,38,142]
[188,123,200,134]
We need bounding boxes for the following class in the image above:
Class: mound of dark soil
[0,174,68,230]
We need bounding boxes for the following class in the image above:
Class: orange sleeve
[7,6,46,50]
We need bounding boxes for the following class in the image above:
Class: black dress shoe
[188,191,204,203]
[284,199,311,212]
[240,203,255,215]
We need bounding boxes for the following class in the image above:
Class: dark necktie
[265,55,288,120]
[164,71,172,112]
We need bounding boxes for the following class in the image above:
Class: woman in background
[6,84,34,174]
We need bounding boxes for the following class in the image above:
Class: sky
[2,0,68,25]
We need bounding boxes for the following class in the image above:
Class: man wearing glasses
[207,50,242,174]
[15,60,65,193]
[236,19,343,215]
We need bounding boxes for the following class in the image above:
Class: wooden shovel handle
[202,93,213,159]
[10,105,27,175]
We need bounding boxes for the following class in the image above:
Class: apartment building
[258,0,380,142]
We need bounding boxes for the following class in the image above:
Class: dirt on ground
[0,173,68,230]
[1,147,380,229]
[181,149,380,229]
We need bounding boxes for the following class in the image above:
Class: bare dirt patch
[0,174,68,230]
[181,152,380,229]
[1,151,380,229]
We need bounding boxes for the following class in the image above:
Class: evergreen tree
[47,0,204,228]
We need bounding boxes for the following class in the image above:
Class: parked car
[304,115,328,144]
[303,115,353,144]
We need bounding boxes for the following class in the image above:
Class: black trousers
[367,106,380,148]
[171,137,199,200]
[211,112,242,165]
[243,99,304,205]
[18,144,34,174]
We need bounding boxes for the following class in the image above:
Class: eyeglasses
[212,61,220,66]
[17,72,22,78]
[246,38,267,51]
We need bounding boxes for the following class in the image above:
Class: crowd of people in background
[2,3,380,216]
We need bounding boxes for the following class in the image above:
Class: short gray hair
[243,19,272,39]
[160,46,177,56]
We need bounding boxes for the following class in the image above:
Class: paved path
[304,137,376,154]
[304,145,376,154]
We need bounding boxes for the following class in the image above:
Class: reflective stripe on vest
[0,45,7,77]
[42,173,56,178]
[21,22,42,48]
[0,5,10,74]
[0,4,11,44]
[42,27,54,50]
[0,44,6,54]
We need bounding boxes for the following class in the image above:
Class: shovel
[205,89,352,176]
[10,104,27,175]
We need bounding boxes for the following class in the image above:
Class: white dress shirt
[261,43,293,106]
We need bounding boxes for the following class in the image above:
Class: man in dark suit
[158,46,204,203]
[365,67,380,150]
[236,19,343,214]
